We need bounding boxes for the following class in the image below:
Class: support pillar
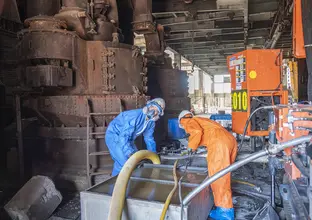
[173,53,181,70]
[194,70,204,113]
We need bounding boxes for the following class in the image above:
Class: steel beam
[250,20,273,29]
[183,51,233,56]
[249,11,275,22]
[249,1,279,14]
[165,32,244,42]
[192,58,227,62]
[195,63,227,68]
[202,68,229,75]
[167,20,243,32]
[264,1,293,49]
[152,0,217,14]
[169,41,244,48]
[198,65,227,68]
[182,61,227,66]
[177,47,243,55]
[165,27,268,42]
[174,44,245,52]
[185,56,227,62]
[156,11,244,26]
[182,66,228,75]
[173,42,244,51]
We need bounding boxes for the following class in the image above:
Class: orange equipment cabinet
[227,49,288,136]
[293,0,306,58]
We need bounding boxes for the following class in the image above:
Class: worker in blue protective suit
[105,98,166,176]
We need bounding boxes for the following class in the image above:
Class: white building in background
[189,73,232,114]
[164,48,231,114]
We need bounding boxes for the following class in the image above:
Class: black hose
[238,106,276,151]
[291,154,310,177]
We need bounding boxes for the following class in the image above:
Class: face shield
[143,98,165,121]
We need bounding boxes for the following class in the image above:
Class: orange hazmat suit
[180,116,237,209]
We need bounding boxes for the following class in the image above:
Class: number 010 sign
[232,90,248,112]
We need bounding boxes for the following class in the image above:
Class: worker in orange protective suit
[178,110,237,220]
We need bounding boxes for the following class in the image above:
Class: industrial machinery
[228,49,288,150]
[0,0,190,191]
[6,0,170,190]
[271,104,312,219]
[18,12,148,190]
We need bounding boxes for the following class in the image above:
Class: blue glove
[209,207,234,220]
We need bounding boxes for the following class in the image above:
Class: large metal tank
[18,13,148,189]
[18,16,74,88]
[19,16,147,94]
[80,164,213,220]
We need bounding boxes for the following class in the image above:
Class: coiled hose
[108,150,160,220]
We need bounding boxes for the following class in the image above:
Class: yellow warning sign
[249,70,257,79]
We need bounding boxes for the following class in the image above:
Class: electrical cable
[238,105,277,152]
[160,160,179,220]
[178,176,184,220]
[178,152,193,220]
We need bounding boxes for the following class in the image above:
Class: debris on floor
[50,193,81,220]
[4,176,62,220]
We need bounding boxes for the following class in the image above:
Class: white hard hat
[178,110,193,128]
[147,98,166,116]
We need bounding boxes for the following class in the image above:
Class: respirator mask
[143,101,163,121]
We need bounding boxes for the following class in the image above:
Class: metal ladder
[86,99,123,187]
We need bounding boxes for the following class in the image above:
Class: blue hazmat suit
[105,109,157,176]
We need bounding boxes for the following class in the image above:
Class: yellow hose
[232,179,256,188]
[160,160,179,220]
[108,150,160,220]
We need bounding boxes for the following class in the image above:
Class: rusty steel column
[144,24,165,62]
[15,94,24,182]
[55,0,119,41]
[132,0,154,34]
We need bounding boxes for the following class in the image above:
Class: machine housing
[228,49,288,137]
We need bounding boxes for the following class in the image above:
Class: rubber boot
[209,207,234,220]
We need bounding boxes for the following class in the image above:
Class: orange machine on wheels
[227,49,288,150]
